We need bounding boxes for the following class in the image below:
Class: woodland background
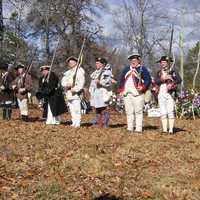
[0,0,200,91]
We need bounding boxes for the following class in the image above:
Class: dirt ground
[0,108,200,200]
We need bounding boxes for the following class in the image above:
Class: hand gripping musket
[46,38,60,83]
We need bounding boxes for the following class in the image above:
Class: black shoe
[22,115,28,122]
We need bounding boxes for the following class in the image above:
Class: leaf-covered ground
[0,108,200,200]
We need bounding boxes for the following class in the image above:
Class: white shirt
[124,67,139,96]
[61,66,85,100]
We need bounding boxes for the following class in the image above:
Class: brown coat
[12,73,33,100]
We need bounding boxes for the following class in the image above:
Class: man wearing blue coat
[117,53,151,133]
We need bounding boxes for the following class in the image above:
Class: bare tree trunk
[179,33,184,91]
[0,0,3,40]
[193,42,200,90]
[138,0,148,57]
[0,0,3,58]
[45,14,50,61]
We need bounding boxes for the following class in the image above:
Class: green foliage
[183,41,200,90]
[0,31,28,65]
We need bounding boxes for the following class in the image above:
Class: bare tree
[0,0,3,41]
[112,0,167,57]
[26,0,106,62]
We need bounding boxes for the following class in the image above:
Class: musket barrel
[47,38,60,83]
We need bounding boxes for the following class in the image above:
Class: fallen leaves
[0,108,200,199]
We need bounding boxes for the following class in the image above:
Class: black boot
[5,104,12,120]
[2,107,6,120]
[21,115,28,122]
[7,107,12,120]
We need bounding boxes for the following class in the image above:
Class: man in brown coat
[12,63,33,121]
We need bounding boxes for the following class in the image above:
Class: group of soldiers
[0,53,181,134]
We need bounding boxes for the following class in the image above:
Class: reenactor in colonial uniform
[155,56,182,134]
[61,56,85,128]
[11,63,33,121]
[36,65,66,125]
[0,64,15,120]
[89,57,113,127]
[117,53,151,133]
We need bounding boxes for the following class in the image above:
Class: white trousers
[124,94,144,132]
[158,93,175,119]
[68,99,81,127]
[17,99,28,116]
[46,104,61,125]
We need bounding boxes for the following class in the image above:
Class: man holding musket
[117,53,151,133]
[155,56,181,134]
[36,65,66,125]
[12,63,32,121]
[61,56,85,128]
[0,64,15,120]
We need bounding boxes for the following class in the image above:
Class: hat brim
[156,59,173,63]
[95,57,107,65]
[128,55,141,60]
[40,66,50,71]
[15,66,24,70]
[66,56,78,63]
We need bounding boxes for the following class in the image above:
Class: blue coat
[117,65,151,93]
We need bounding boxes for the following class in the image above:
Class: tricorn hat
[95,57,107,65]
[66,56,78,63]
[0,63,8,71]
[40,65,50,71]
[128,53,141,60]
[15,62,25,70]
[156,56,173,63]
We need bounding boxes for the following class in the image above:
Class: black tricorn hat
[156,56,173,63]
[66,56,78,63]
[95,57,107,65]
[128,53,141,60]
[0,63,8,71]
[40,65,50,71]
[15,62,25,70]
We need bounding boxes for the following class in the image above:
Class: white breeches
[124,94,144,132]
[46,104,61,125]
[68,99,81,127]
[17,99,28,116]
[158,93,175,119]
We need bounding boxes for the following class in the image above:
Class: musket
[72,29,99,86]
[72,37,86,87]
[168,24,174,71]
[21,47,37,88]
[47,38,60,83]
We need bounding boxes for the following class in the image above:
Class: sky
[3,0,200,53]
[99,0,200,54]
